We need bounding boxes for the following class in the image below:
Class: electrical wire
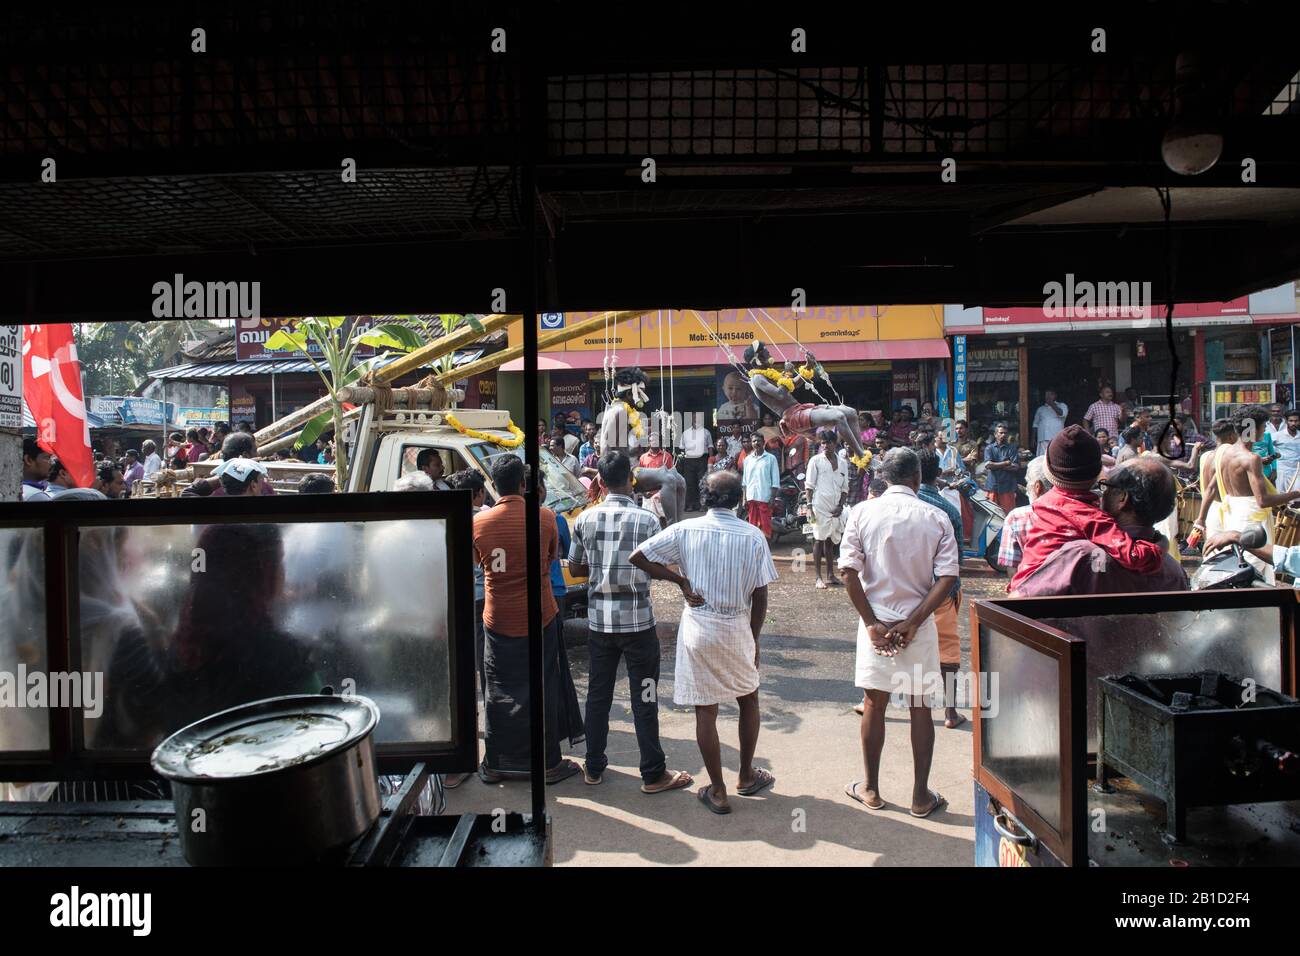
[1154,185,1184,459]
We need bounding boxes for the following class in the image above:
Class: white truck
[138,405,594,611]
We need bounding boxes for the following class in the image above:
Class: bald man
[1015,458,1188,595]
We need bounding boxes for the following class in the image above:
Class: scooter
[951,475,1011,571]
[1192,522,1270,589]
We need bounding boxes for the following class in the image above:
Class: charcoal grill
[1096,671,1300,843]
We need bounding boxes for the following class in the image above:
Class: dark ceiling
[1,2,1298,320]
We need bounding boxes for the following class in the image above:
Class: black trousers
[679,455,707,511]
[583,626,666,784]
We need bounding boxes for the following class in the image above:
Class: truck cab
[350,407,592,614]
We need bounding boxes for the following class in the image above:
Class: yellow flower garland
[444,413,525,449]
[749,368,796,392]
[798,366,814,380]
[849,450,872,470]
[613,399,645,439]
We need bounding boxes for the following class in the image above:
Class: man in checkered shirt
[997,455,1053,575]
[568,450,694,794]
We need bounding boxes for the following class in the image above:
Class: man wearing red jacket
[1009,425,1166,593]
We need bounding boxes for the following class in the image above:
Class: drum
[1176,484,1202,543]
[1274,502,1300,548]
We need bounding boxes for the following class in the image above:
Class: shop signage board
[235,316,377,361]
[175,406,230,427]
[954,335,967,402]
[90,395,127,419]
[118,397,168,426]
[979,297,1252,331]
[513,306,947,354]
[0,325,20,428]
[230,395,257,424]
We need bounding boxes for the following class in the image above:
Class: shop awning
[148,348,486,382]
[966,370,1018,383]
[498,339,949,372]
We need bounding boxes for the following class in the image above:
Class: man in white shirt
[1032,389,1068,455]
[1266,404,1287,437]
[548,437,581,477]
[1273,408,1300,493]
[141,439,163,478]
[805,429,848,589]
[838,447,959,819]
[677,413,712,512]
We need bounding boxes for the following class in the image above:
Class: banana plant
[264,316,426,487]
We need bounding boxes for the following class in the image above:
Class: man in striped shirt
[632,470,779,815]
[568,451,694,794]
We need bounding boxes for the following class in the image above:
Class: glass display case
[1210,378,1276,423]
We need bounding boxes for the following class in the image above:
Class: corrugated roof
[149,348,486,382]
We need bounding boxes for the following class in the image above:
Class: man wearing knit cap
[1008,425,1167,593]
[1013,457,1188,596]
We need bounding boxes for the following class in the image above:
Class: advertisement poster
[714,365,759,445]
[549,371,589,435]
[230,395,257,425]
[0,325,18,428]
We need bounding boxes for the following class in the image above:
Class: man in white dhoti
[631,470,779,815]
[838,447,959,818]
[1196,409,1300,586]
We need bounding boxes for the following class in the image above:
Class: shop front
[946,283,1299,445]
[500,306,950,441]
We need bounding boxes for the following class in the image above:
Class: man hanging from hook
[746,341,871,469]
[598,367,688,526]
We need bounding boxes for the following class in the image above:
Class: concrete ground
[445,528,1014,866]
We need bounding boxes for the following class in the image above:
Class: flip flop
[583,764,603,786]
[477,760,504,784]
[815,579,828,590]
[442,772,471,789]
[910,790,948,818]
[736,768,775,796]
[944,713,968,730]
[545,759,582,785]
[641,769,693,794]
[852,702,865,716]
[697,784,732,815]
[844,780,885,811]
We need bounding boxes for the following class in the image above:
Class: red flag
[22,324,95,488]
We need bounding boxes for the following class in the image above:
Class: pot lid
[151,694,380,782]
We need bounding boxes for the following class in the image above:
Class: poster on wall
[892,362,920,413]
[230,395,257,425]
[477,375,497,410]
[549,372,589,435]
[0,325,19,428]
[714,365,759,445]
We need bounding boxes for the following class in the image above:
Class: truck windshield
[467,442,587,514]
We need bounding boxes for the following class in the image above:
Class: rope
[668,311,677,447]
[688,308,748,374]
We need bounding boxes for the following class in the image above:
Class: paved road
[445,535,1013,865]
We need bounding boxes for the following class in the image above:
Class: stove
[1096,671,1300,843]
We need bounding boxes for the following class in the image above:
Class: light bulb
[1162,121,1223,176]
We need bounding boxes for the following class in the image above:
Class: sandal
[641,769,693,794]
[815,579,828,590]
[477,760,504,784]
[583,764,603,786]
[844,780,885,811]
[443,772,472,789]
[697,784,732,815]
[736,768,775,796]
[545,759,582,785]
[852,701,865,716]
[910,790,948,818]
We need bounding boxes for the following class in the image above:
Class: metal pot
[151,693,382,866]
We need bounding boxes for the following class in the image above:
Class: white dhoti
[811,508,844,543]
[1156,507,1180,561]
[672,604,760,706]
[1214,495,1276,585]
[855,614,939,699]
[1277,460,1300,497]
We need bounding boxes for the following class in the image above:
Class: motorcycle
[770,470,808,543]
[1192,522,1270,589]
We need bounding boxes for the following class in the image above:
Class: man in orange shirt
[473,454,584,784]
